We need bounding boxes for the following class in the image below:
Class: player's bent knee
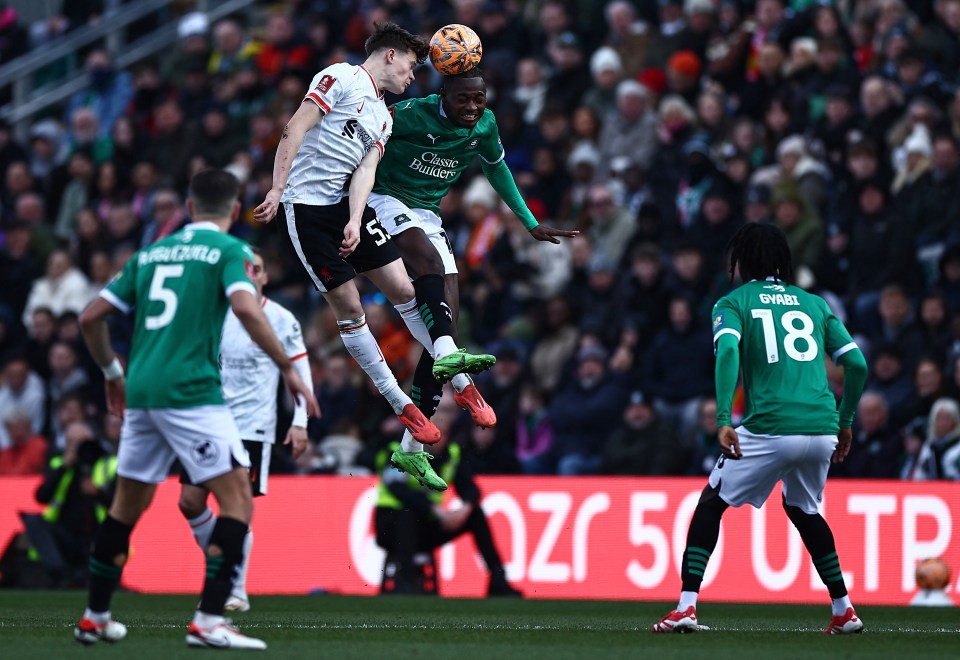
[178,487,207,519]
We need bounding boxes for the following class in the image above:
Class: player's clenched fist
[718,425,742,460]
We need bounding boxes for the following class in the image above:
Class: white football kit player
[220,297,310,495]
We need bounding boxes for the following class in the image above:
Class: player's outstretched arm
[79,296,126,418]
[230,290,320,418]
[342,147,381,257]
[481,158,579,244]
[254,101,323,224]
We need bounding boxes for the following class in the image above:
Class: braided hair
[725,223,795,284]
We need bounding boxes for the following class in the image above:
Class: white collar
[183,221,220,232]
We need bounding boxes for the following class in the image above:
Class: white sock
[678,591,698,611]
[832,595,852,616]
[232,529,252,598]
[394,298,436,357]
[188,508,217,550]
[192,610,224,629]
[83,608,109,624]
[451,373,471,393]
[400,429,424,453]
[338,315,412,414]
[433,335,458,359]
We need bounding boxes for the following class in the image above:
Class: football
[429,24,482,76]
[915,557,951,590]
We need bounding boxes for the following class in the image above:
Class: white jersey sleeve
[275,304,312,429]
[304,65,347,115]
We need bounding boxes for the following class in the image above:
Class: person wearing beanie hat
[666,50,702,104]
[583,47,625,117]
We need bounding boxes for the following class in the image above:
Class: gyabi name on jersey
[408,151,459,179]
[757,292,800,305]
[139,244,222,266]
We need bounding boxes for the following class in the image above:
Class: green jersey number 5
[145,264,184,330]
[751,309,818,363]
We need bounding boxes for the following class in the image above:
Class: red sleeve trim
[305,93,330,114]
[375,142,384,157]
[290,351,309,361]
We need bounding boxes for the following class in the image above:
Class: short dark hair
[364,22,429,64]
[443,66,485,87]
[726,222,794,284]
[188,168,240,217]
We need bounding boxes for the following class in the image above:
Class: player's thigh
[707,428,785,508]
[284,201,358,293]
[781,435,836,514]
[116,408,177,484]
[151,406,250,486]
[243,440,270,497]
[346,203,404,280]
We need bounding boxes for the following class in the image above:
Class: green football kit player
[74,169,317,650]
[368,68,577,488]
[654,223,868,636]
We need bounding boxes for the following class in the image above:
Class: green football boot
[390,450,448,491]
[432,348,496,383]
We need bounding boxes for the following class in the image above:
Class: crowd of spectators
[2,0,960,483]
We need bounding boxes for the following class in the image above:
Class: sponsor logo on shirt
[341,119,378,154]
[763,283,786,292]
[427,133,439,144]
[407,152,460,180]
[469,139,478,148]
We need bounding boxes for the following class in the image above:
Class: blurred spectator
[27,119,67,181]
[528,296,580,394]
[21,250,94,332]
[53,150,95,240]
[597,80,658,174]
[544,31,591,114]
[643,294,714,445]
[0,219,40,319]
[23,307,55,379]
[584,182,636,265]
[163,12,211,86]
[834,391,903,478]
[145,98,197,188]
[899,357,947,425]
[582,47,624,118]
[46,341,89,421]
[688,397,719,476]
[208,18,260,77]
[867,344,915,426]
[513,58,548,127]
[0,355,45,448]
[65,49,133,140]
[600,389,683,475]
[515,384,553,475]
[904,397,960,479]
[0,408,47,474]
[13,191,56,264]
[138,188,184,247]
[771,184,821,277]
[910,133,960,278]
[603,0,648,77]
[254,12,312,85]
[546,344,627,475]
[309,352,360,444]
[0,3,27,68]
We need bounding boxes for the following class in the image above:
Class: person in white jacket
[22,249,96,331]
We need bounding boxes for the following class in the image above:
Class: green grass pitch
[1,591,957,659]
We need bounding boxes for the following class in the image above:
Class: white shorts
[118,406,249,485]
[707,426,837,514]
[367,192,457,274]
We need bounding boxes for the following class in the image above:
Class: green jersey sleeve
[711,296,743,351]
[478,116,504,165]
[221,242,257,298]
[101,253,139,314]
[822,301,858,363]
